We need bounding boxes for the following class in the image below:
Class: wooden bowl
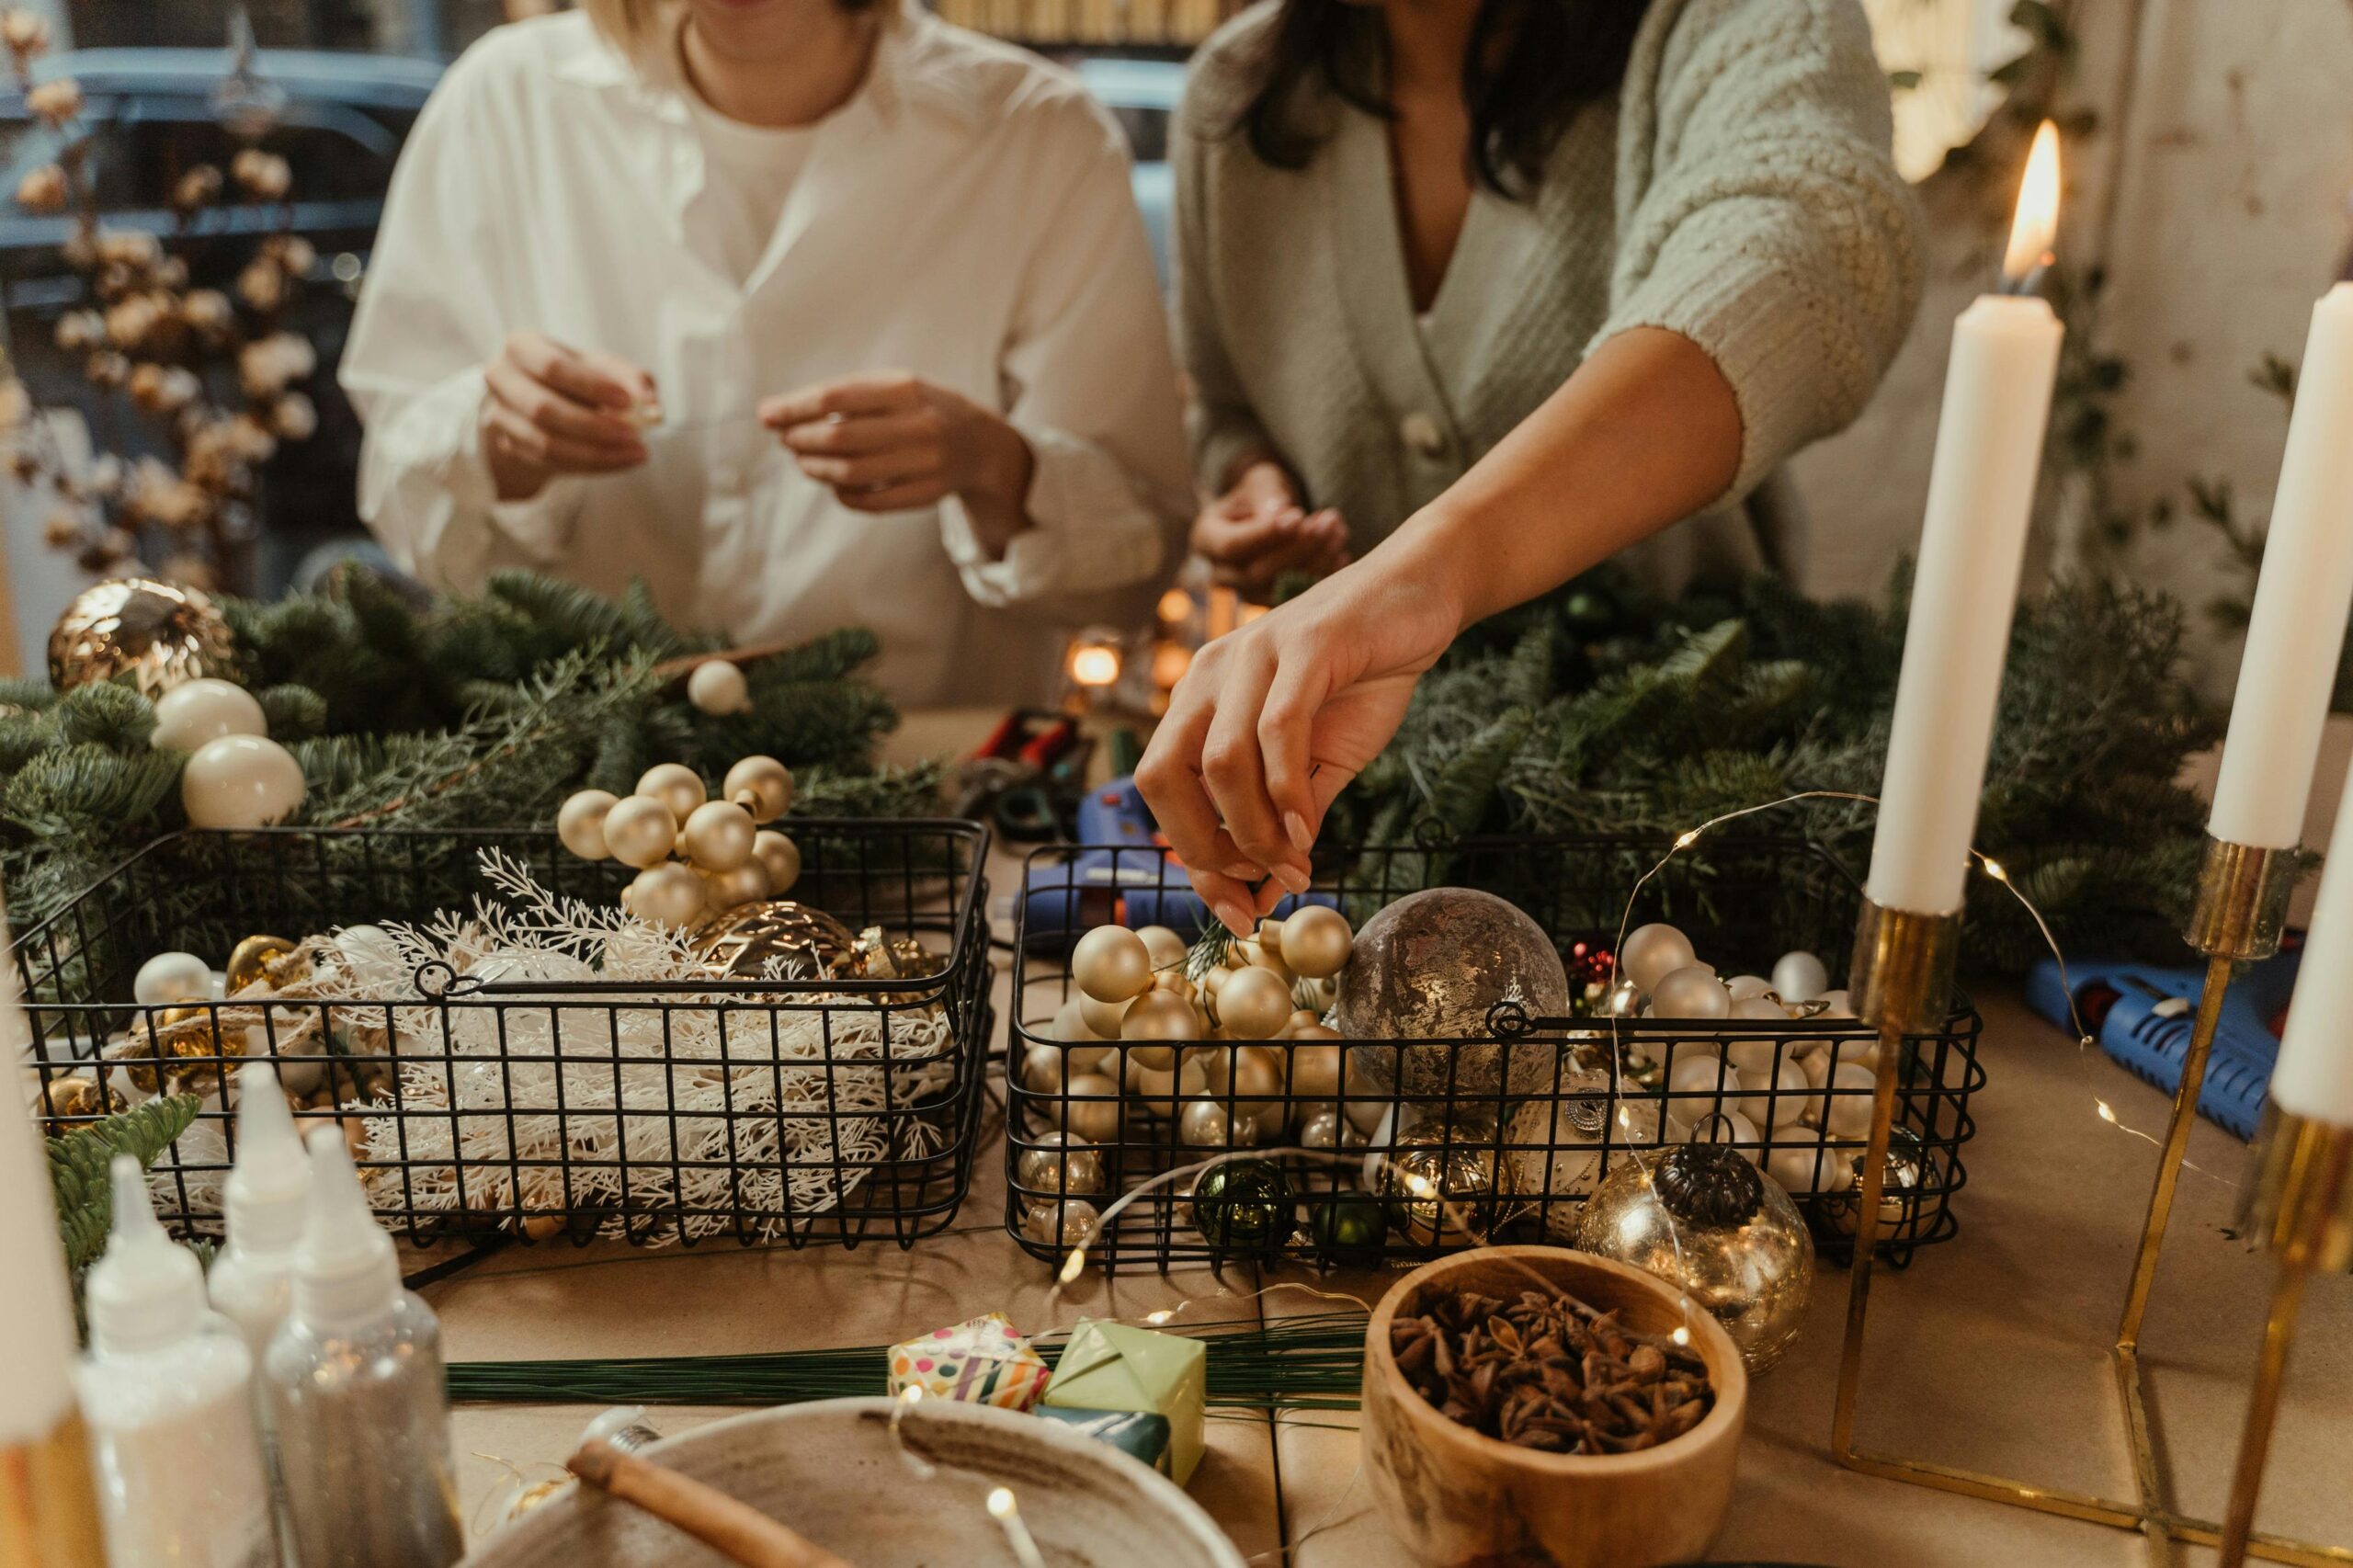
[1363,1245,1748,1567]
[459,1397,1244,1568]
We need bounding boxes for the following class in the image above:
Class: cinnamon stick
[564,1437,855,1568]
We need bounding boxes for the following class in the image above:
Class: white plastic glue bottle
[208,1062,312,1355]
[264,1127,465,1568]
[75,1155,273,1568]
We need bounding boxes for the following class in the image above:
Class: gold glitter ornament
[32,1074,124,1136]
[694,899,858,980]
[112,1006,246,1095]
[48,576,234,696]
[722,756,793,824]
[1574,1140,1814,1372]
[1378,1118,1511,1246]
[1336,886,1570,1100]
[225,933,298,994]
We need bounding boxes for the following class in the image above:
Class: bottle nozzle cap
[292,1124,400,1332]
[224,1062,310,1251]
[86,1154,207,1356]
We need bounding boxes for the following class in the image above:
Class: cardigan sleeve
[1171,80,1279,499]
[1595,0,1923,502]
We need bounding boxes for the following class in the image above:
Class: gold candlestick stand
[0,1407,108,1567]
[1833,840,2350,1566]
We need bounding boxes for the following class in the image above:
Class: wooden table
[430,713,2353,1564]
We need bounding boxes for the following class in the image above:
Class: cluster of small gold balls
[556,756,799,931]
[1029,903,1358,1151]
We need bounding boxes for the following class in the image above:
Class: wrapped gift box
[887,1312,1051,1412]
[1039,1318,1206,1483]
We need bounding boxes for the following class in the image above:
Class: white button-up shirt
[340,6,1190,705]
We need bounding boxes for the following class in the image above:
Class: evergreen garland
[1329,568,2222,973]
[48,1094,201,1278]
[0,570,937,931]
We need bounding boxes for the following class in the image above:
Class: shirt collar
[554,0,991,132]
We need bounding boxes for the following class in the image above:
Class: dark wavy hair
[1232,0,1652,198]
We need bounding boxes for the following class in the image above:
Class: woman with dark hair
[342,0,1189,704]
[1143,0,1921,934]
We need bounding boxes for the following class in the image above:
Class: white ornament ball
[1073,926,1154,1005]
[1824,1062,1880,1138]
[627,863,707,930]
[180,733,304,829]
[635,763,707,823]
[1651,963,1730,1019]
[1814,988,1857,1019]
[1620,923,1697,994]
[687,659,752,716]
[150,677,265,751]
[134,950,212,1006]
[752,830,801,896]
[1217,965,1293,1040]
[1667,1051,1735,1101]
[723,756,794,824]
[1054,1073,1124,1143]
[1279,904,1354,980]
[557,790,620,860]
[601,795,678,869]
[1724,974,1776,1003]
[681,800,756,872]
[1736,1057,1811,1135]
[1682,1107,1760,1163]
[1767,1142,1843,1197]
[1134,925,1188,973]
[1772,950,1830,1005]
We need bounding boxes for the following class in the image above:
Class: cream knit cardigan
[1174,0,1924,584]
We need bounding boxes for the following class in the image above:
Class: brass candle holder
[0,1406,108,1567]
[1833,844,2353,1566]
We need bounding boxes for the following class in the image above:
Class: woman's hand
[480,332,654,502]
[1137,545,1465,937]
[761,373,1035,551]
[1191,460,1349,599]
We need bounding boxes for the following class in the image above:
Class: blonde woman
[1142,0,1922,932]
[342,0,1189,704]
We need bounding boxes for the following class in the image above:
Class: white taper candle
[0,926,81,1447]
[2206,284,2353,849]
[2272,747,2353,1123]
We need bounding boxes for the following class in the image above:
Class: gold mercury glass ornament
[48,576,236,696]
[695,900,860,981]
[225,933,301,994]
[1377,1116,1513,1246]
[1816,1125,1928,1243]
[31,1074,125,1137]
[1574,1137,1816,1373]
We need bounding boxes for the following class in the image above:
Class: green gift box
[1040,1319,1207,1484]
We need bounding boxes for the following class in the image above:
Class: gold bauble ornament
[1077,992,1132,1039]
[627,863,707,930]
[635,762,706,823]
[600,795,677,869]
[149,676,265,751]
[1204,1042,1288,1128]
[1574,1139,1814,1372]
[181,734,305,830]
[752,830,801,896]
[694,899,858,980]
[48,576,234,696]
[1072,926,1153,1004]
[1015,1131,1106,1198]
[1286,1038,1343,1101]
[1816,1127,1927,1244]
[225,933,299,994]
[722,755,794,824]
[1215,965,1291,1041]
[1120,989,1205,1042]
[1279,904,1353,979]
[1378,1119,1511,1247]
[686,659,752,716]
[557,790,620,860]
[112,1006,245,1095]
[680,800,756,871]
[1051,1072,1124,1143]
[702,860,771,911]
[31,1074,124,1137]
[1135,924,1188,972]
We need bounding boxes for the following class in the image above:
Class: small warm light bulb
[898,1384,924,1405]
[2003,119,2062,284]
[1402,1171,1438,1200]
[1674,830,1701,850]
[1070,646,1121,687]
[1058,1246,1087,1284]
[987,1487,1017,1520]
[1981,858,2008,883]
[1144,1309,1175,1325]
[1671,1324,1692,1346]
[2097,1099,2119,1125]
[1156,587,1194,624]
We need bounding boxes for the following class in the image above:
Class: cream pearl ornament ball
[1121,989,1206,1043]
[1651,963,1730,1019]
[181,733,304,829]
[601,795,678,869]
[1278,904,1353,980]
[687,659,752,716]
[635,762,706,823]
[752,830,801,896]
[1620,923,1697,994]
[1135,925,1188,973]
[134,950,212,1006]
[557,790,620,860]
[1073,926,1154,1005]
[1772,950,1830,1005]
[681,800,756,871]
[1823,1062,1880,1137]
[1216,965,1293,1040]
[627,862,707,930]
[723,756,794,824]
[151,677,265,751]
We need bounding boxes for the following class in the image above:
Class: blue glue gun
[1018,775,1340,949]
[2024,948,2301,1142]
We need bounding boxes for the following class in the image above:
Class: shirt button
[1400,411,1447,457]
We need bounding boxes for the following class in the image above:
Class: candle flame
[2003,120,2062,285]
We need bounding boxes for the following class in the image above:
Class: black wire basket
[1005,835,1983,1273]
[15,819,994,1251]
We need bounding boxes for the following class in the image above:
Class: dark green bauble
[1189,1159,1291,1255]
[1307,1191,1386,1266]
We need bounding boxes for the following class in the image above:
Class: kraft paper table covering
[416,714,2353,1565]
